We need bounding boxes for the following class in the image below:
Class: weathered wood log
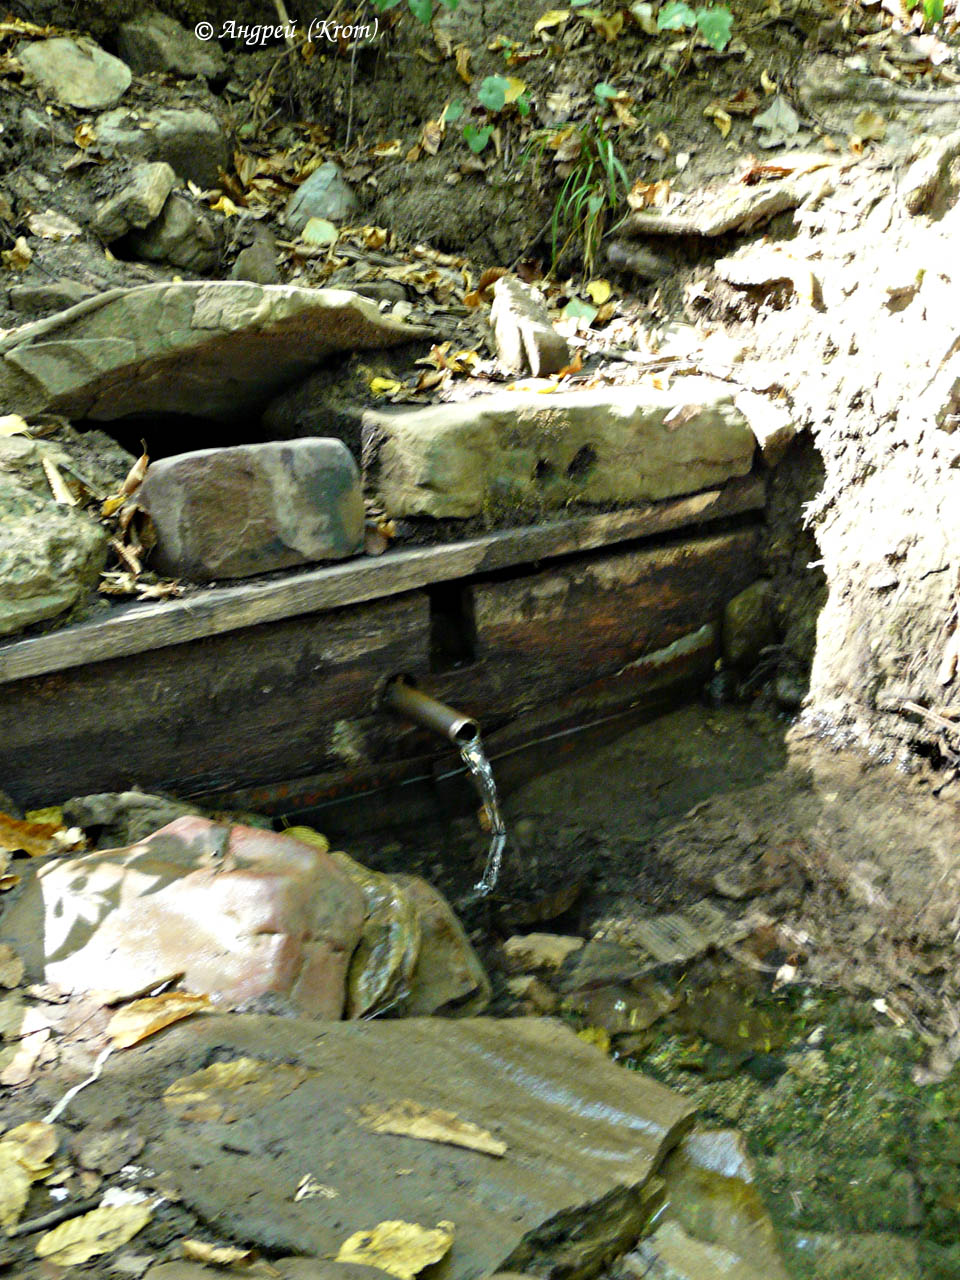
[0,475,763,685]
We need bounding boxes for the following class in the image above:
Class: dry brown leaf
[1,236,32,271]
[0,1149,30,1234]
[335,1220,455,1279]
[420,120,443,156]
[612,99,640,129]
[74,122,97,148]
[0,1009,52,1086]
[2,1121,58,1174]
[704,104,732,138]
[628,178,671,209]
[164,1057,309,1123]
[357,1099,506,1157]
[760,68,777,94]
[555,349,583,378]
[0,811,65,857]
[36,1203,152,1264]
[107,992,212,1050]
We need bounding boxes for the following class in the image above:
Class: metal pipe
[382,675,479,746]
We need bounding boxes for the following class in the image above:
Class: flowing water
[459,735,508,894]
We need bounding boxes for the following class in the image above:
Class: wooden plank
[190,625,719,827]
[0,475,764,686]
[0,594,430,807]
[428,529,759,718]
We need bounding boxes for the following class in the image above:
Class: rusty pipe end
[382,674,479,747]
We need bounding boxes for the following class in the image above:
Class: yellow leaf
[0,414,30,438]
[534,9,570,34]
[336,1220,455,1280]
[0,1150,30,1234]
[760,68,777,94]
[704,104,732,138]
[585,279,611,304]
[370,377,403,395]
[36,1204,152,1264]
[107,992,212,1050]
[210,195,240,216]
[420,119,444,155]
[1,236,32,271]
[612,99,640,129]
[0,943,23,989]
[182,1239,254,1265]
[1,1121,58,1174]
[357,1099,506,1157]
[371,140,403,158]
[577,1025,611,1054]
[454,43,472,84]
[281,825,331,854]
[503,77,527,105]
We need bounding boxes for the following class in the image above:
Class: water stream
[459,735,508,895]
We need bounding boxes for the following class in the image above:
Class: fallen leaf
[0,414,30,438]
[753,95,799,148]
[182,1239,254,1266]
[420,119,444,156]
[454,43,472,83]
[370,140,403,158]
[0,1149,30,1234]
[358,1099,506,1157]
[36,1203,152,1264]
[852,107,885,140]
[164,1057,309,1123]
[2,1121,58,1175]
[704,104,732,138]
[555,349,584,378]
[336,1220,455,1280]
[760,68,777,94]
[628,178,671,209]
[74,122,97,148]
[612,98,640,128]
[577,1025,611,1053]
[293,1173,339,1201]
[1,236,32,271]
[107,992,212,1050]
[370,377,404,395]
[210,195,240,216]
[534,9,570,35]
[585,278,611,304]
[0,811,66,857]
[0,944,23,989]
[503,76,527,104]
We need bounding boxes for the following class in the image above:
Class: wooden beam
[0,475,764,686]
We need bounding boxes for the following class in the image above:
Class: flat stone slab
[1,818,366,1017]
[72,1014,695,1278]
[0,282,428,422]
[362,380,756,518]
[138,439,365,580]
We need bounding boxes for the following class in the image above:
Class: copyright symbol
[195,21,214,40]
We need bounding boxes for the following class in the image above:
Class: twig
[9,1195,102,1239]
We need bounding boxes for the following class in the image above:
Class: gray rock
[18,105,72,147]
[230,226,280,284]
[362,379,757,518]
[92,161,176,242]
[350,280,408,305]
[0,436,108,637]
[606,239,672,280]
[95,107,228,187]
[62,790,204,848]
[138,438,365,580]
[722,579,776,669]
[124,192,220,272]
[19,37,131,110]
[285,162,359,232]
[0,281,426,422]
[8,281,97,314]
[117,11,227,79]
[490,275,570,376]
[68,1014,695,1278]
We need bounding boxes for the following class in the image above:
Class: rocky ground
[3,1,960,1278]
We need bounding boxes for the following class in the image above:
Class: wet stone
[502,933,584,973]
[73,1014,696,1279]
[138,438,365,580]
[722,580,776,670]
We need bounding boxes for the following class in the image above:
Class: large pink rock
[12,818,365,1017]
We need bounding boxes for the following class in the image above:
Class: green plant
[905,0,944,24]
[458,74,530,154]
[370,0,460,26]
[656,0,734,52]
[547,114,628,276]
